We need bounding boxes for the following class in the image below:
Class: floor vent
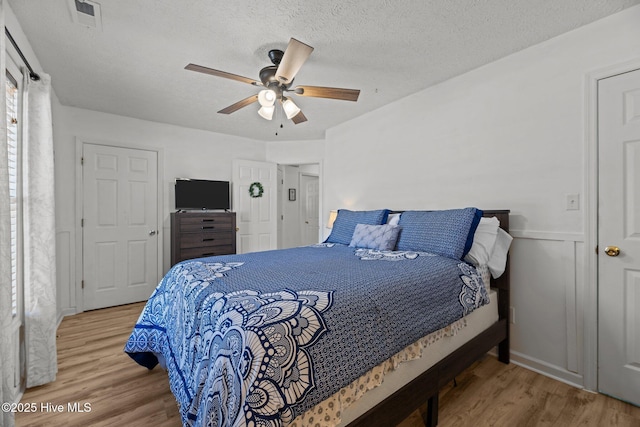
[67,0,103,31]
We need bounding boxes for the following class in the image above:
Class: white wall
[266,139,325,165]
[53,107,266,316]
[321,6,640,387]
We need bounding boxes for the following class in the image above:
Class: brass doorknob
[604,246,620,257]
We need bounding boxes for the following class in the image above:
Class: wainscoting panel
[55,229,76,322]
[508,230,585,387]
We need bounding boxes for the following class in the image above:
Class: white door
[232,159,277,253]
[83,143,159,310]
[300,174,319,245]
[598,68,640,406]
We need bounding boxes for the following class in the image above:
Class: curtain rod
[5,27,40,81]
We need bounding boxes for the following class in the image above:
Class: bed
[125,208,511,427]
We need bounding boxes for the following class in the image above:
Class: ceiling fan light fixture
[282,98,301,119]
[258,105,275,120]
[185,38,360,127]
[258,89,276,107]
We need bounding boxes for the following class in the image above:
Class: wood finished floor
[16,302,640,427]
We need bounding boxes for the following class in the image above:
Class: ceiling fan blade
[275,38,314,84]
[291,110,307,124]
[217,94,259,114]
[185,63,261,86]
[294,85,360,102]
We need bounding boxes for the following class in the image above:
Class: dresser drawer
[180,223,232,234]
[179,232,234,249]
[179,215,233,225]
[179,245,234,261]
[179,215,233,233]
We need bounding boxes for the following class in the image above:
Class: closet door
[82,143,159,310]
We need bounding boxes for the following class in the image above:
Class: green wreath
[248,182,264,198]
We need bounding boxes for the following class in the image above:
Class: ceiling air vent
[67,0,103,31]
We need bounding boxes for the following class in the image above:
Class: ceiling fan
[185,38,360,125]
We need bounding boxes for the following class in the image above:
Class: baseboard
[57,308,77,328]
[510,350,584,389]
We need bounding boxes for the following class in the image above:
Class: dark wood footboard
[348,210,511,427]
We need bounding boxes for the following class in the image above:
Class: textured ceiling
[8,0,640,141]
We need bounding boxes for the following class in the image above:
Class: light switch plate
[566,193,580,210]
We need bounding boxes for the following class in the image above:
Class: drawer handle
[203,238,215,242]
[202,219,215,222]
[202,253,216,256]
[202,226,215,230]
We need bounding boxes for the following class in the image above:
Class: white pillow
[488,228,513,279]
[464,217,499,266]
[387,213,401,226]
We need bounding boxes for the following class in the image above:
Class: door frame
[276,162,324,245]
[584,58,640,392]
[74,138,164,313]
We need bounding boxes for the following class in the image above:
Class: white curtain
[0,133,15,426]
[23,73,57,388]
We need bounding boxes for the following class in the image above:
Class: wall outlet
[509,306,516,324]
[566,193,580,210]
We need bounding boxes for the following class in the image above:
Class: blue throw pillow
[396,208,483,259]
[464,208,483,256]
[326,209,390,245]
[349,223,401,250]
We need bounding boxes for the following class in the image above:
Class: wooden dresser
[170,211,236,265]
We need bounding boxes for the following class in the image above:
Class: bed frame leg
[498,337,510,364]
[424,393,439,427]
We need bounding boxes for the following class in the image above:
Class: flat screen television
[175,179,230,210]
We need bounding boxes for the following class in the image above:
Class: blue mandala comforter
[125,244,489,427]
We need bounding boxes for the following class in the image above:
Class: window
[6,70,20,318]
[5,55,25,394]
